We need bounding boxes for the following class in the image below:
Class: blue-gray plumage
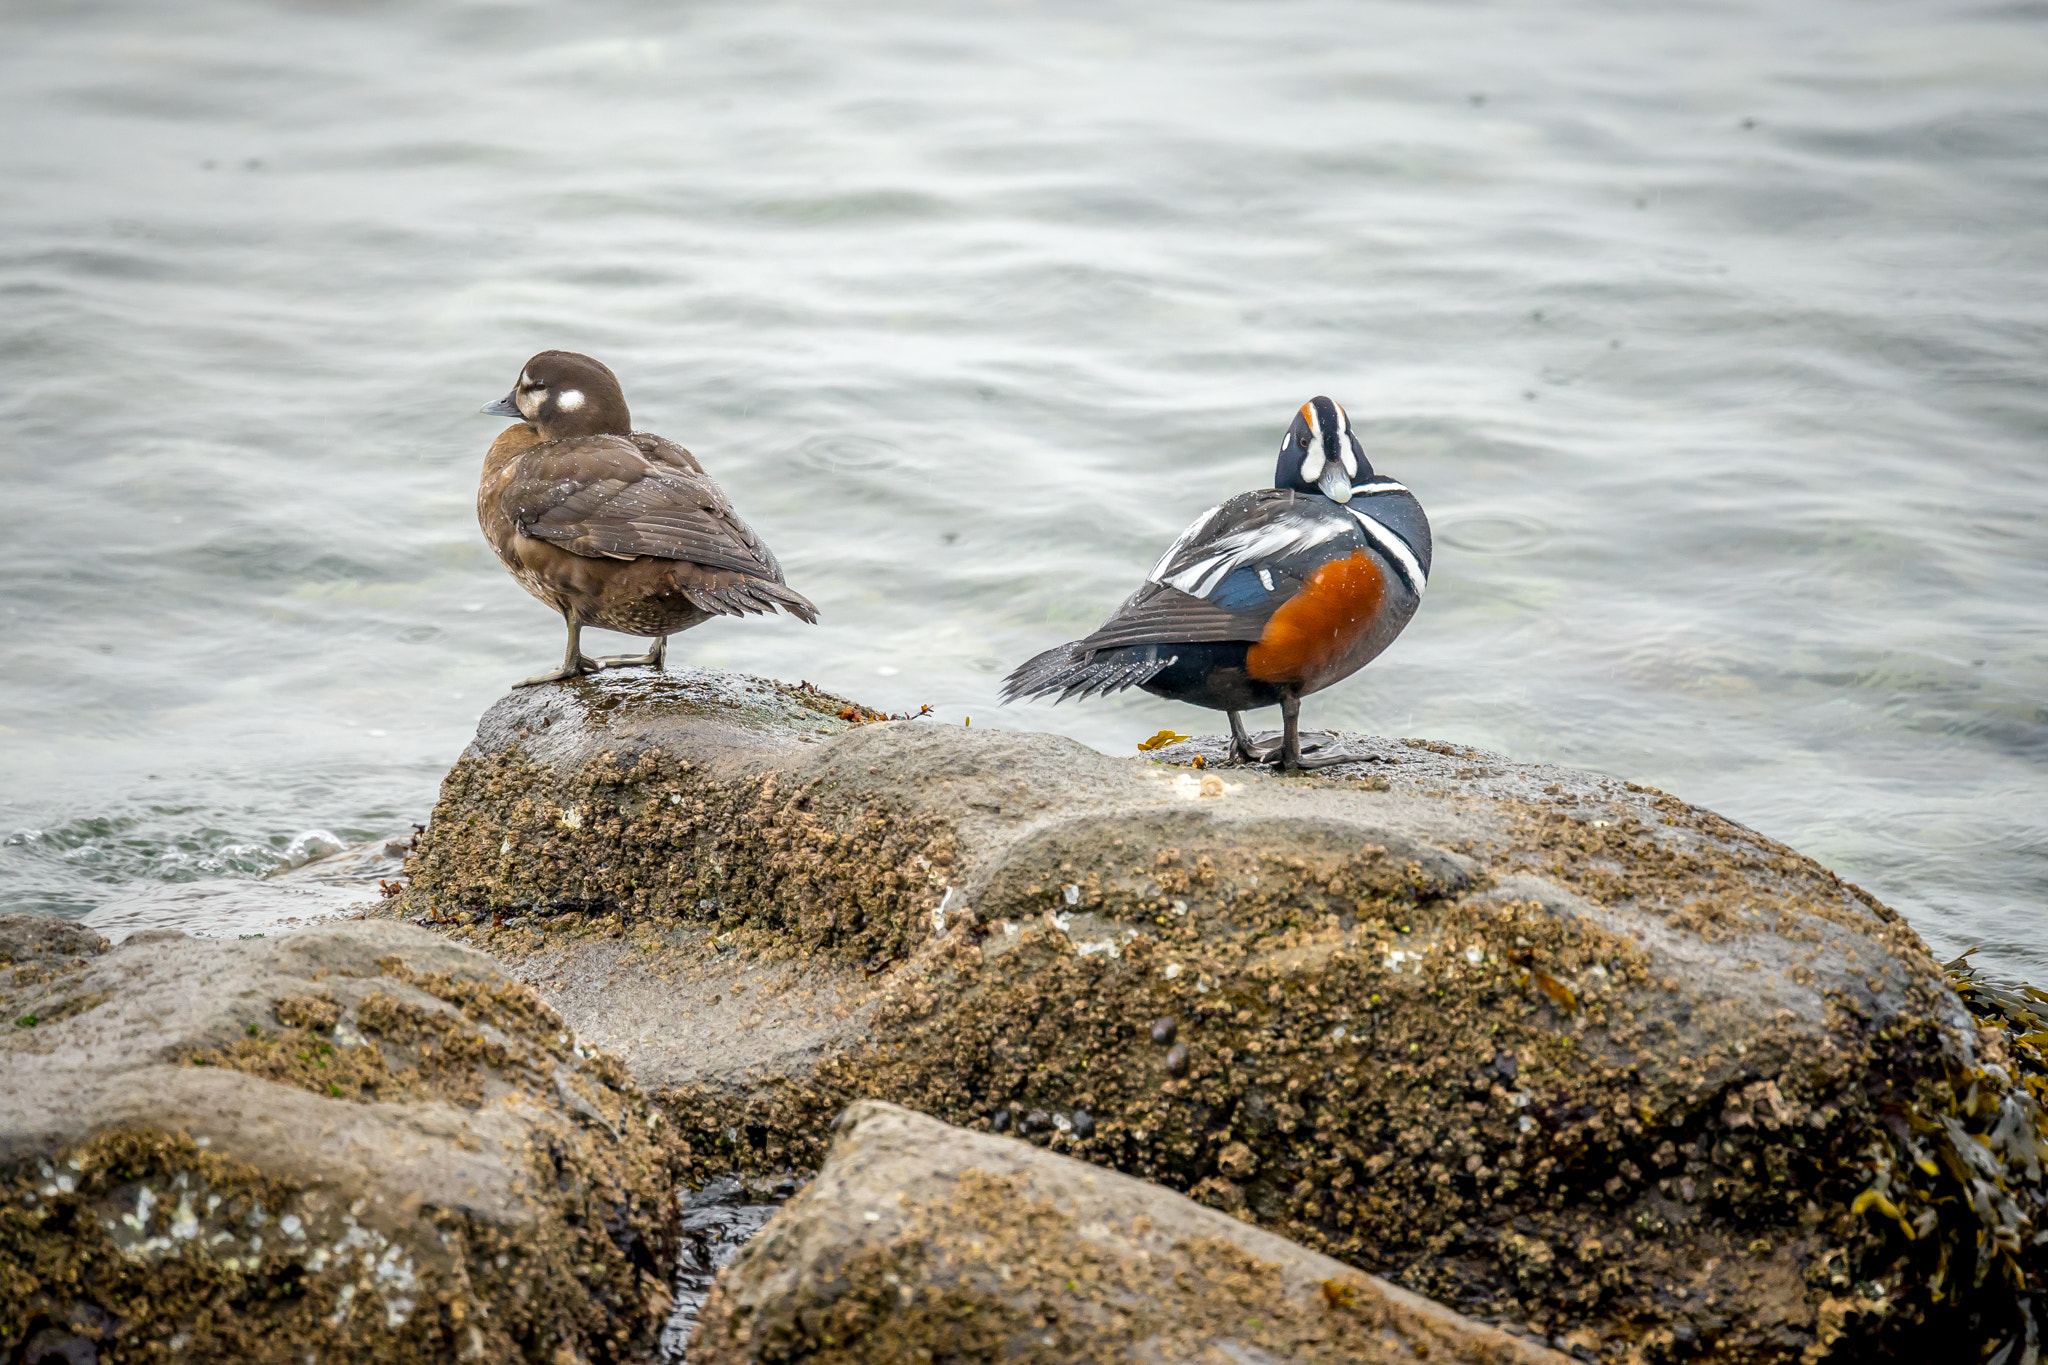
[1003,397,1430,769]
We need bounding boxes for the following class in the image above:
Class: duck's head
[482,350,631,440]
[1274,396,1370,503]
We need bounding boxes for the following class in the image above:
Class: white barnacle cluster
[85,1170,425,1329]
[1374,928,1494,981]
[305,1211,422,1329]
[35,1157,80,1198]
[97,1171,305,1277]
[1029,901,1143,960]
[930,885,958,936]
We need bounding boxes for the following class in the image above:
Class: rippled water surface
[3,0,2044,974]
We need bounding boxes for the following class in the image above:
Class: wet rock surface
[690,1099,1569,1364]
[0,915,676,1364]
[395,667,2046,1361]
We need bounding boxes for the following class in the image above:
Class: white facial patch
[516,386,544,418]
[1300,405,1325,481]
[1332,401,1359,478]
[556,389,586,412]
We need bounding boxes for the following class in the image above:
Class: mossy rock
[692,1099,1571,1364]
[0,916,676,1363]
[397,668,2047,1363]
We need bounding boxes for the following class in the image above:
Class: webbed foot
[515,655,600,687]
[1277,745,1358,771]
[593,635,668,671]
[1226,710,1275,764]
[516,618,603,687]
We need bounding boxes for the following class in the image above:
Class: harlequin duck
[477,351,817,686]
[1002,397,1429,768]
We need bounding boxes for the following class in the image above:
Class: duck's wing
[500,435,784,580]
[1003,491,1361,702]
[1077,490,1365,650]
[631,432,705,475]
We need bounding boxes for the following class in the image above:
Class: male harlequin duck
[477,351,817,686]
[1002,397,1429,769]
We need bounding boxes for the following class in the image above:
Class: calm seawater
[2,0,2043,976]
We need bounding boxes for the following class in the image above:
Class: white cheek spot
[556,389,585,412]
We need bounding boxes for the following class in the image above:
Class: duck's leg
[1274,694,1355,770]
[1227,710,1275,764]
[515,617,600,687]
[595,635,667,671]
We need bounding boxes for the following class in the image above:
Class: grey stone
[0,916,676,1362]
[393,666,2038,1361]
[690,1099,1569,1364]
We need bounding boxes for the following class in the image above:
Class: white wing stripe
[1147,503,1223,582]
[1154,515,1353,597]
[1348,508,1428,597]
[1351,480,1410,496]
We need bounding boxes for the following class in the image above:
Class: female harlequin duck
[1002,397,1429,769]
[477,351,817,686]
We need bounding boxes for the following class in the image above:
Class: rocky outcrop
[395,667,2048,1362]
[0,915,676,1364]
[692,1099,1569,1364]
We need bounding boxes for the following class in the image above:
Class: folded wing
[501,435,784,580]
[1005,491,1377,702]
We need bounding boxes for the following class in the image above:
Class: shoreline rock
[691,1098,1572,1363]
[1,915,676,1363]
[390,666,2048,1361]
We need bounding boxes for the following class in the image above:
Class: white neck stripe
[1348,507,1427,597]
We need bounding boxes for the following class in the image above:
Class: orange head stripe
[1246,552,1386,684]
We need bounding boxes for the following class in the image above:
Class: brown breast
[477,422,543,569]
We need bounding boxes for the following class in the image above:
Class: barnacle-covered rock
[397,668,2045,1362]
[691,1099,1570,1364]
[0,917,675,1363]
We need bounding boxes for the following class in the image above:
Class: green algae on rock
[691,1099,1571,1364]
[0,916,677,1364]
[398,669,2048,1362]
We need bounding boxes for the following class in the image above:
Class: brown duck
[478,350,817,686]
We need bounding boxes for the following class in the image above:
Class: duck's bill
[1317,460,1354,503]
[480,393,520,417]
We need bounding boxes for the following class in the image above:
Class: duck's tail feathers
[1001,642,1176,705]
[684,578,820,623]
